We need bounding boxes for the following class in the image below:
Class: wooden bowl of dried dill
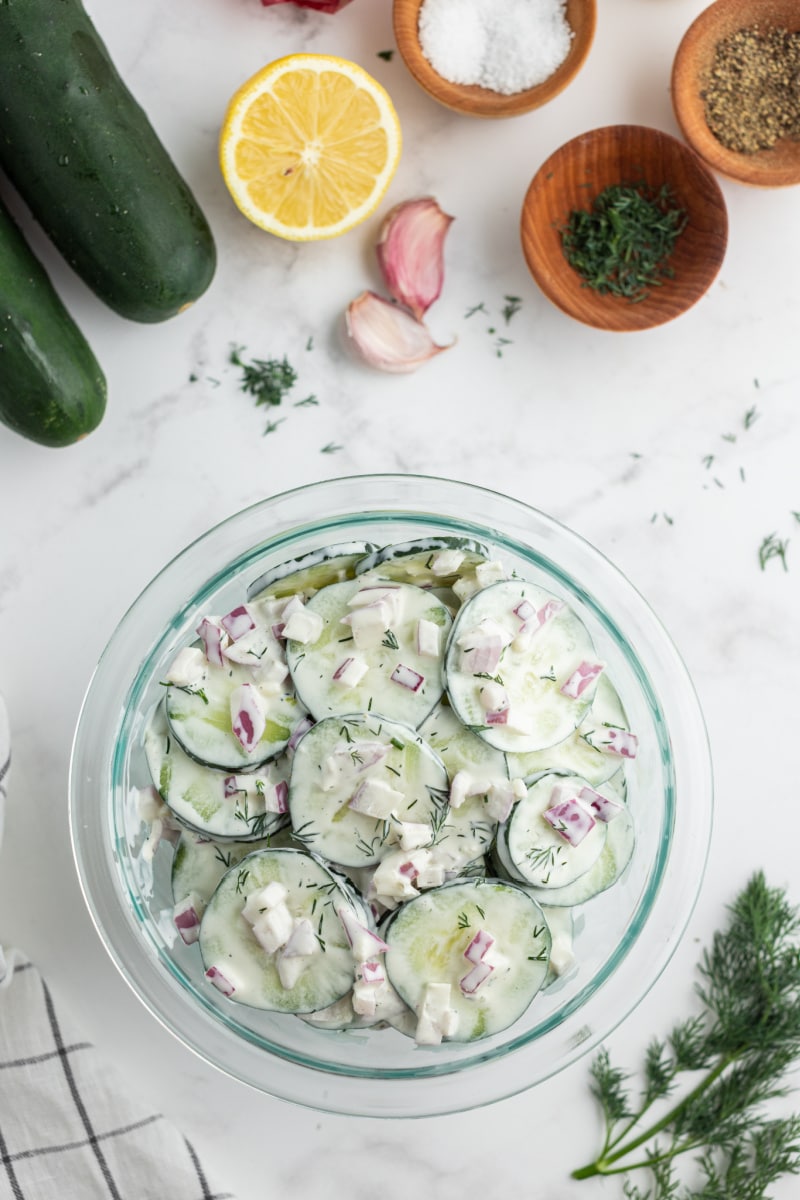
[392,0,596,118]
[519,124,728,331]
[672,0,800,187]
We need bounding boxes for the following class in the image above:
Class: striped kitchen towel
[0,951,235,1200]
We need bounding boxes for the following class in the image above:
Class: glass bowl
[69,475,713,1117]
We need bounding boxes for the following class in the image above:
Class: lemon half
[220,54,402,242]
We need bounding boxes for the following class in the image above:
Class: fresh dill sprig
[573,873,800,1197]
[502,295,523,323]
[759,533,789,572]
[158,680,208,705]
[230,345,297,412]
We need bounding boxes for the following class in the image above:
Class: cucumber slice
[287,713,449,868]
[199,848,364,1013]
[505,674,632,787]
[520,798,635,907]
[144,703,290,840]
[172,828,291,907]
[383,878,551,1041]
[444,580,600,754]
[247,542,376,602]
[165,658,303,770]
[285,579,452,728]
[541,905,577,986]
[356,537,491,587]
[502,773,608,889]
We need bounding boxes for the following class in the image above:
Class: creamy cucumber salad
[136,536,639,1045]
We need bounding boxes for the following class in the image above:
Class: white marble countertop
[2,0,800,1195]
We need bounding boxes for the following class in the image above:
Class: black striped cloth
[0,951,235,1200]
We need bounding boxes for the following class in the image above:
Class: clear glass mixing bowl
[69,475,713,1117]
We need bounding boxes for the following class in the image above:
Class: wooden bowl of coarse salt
[520,124,729,331]
[672,0,800,186]
[392,0,596,118]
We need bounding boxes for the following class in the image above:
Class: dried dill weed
[702,25,800,154]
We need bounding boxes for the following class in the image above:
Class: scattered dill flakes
[793,511,800,523]
[306,336,314,351]
[294,395,318,407]
[495,336,513,358]
[759,532,789,571]
[721,432,737,443]
[502,295,523,323]
[464,302,487,318]
[263,418,285,436]
[230,345,297,410]
[377,49,394,61]
[321,442,342,454]
[189,372,198,383]
[561,182,687,302]
[744,404,760,429]
[702,454,715,469]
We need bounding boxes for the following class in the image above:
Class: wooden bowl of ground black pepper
[392,0,596,118]
[520,124,728,332]
[672,0,800,187]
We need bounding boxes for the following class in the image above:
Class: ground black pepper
[702,25,800,154]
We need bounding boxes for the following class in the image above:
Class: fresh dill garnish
[390,737,405,751]
[457,911,470,930]
[306,335,314,351]
[234,867,249,894]
[382,629,399,649]
[721,432,737,443]
[230,345,297,414]
[321,442,342,454]
[214,847,234,869]
[294,395,318,407]
[159,680,208,705]
[792,511,800,523]
[561,182,687,302]
[572,873,800,1197]
[502,295,523,323]
[702,454,714,470]
[744,404,760,430]
[465,302,487,318]
[759,532,789,572]
[376,48,394,61]
[474,671,504,684]
[263,417,285,436]
[475,905,485,920]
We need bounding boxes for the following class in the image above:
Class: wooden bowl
[392,0,596,118]
[672,0,800,187]
[520,125,729,332]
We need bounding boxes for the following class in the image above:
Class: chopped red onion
[359,961,385,985]
[336,907,390,956]
[543,797,596,847]
[271,622,286,641]
[223,775,241,799]
[485,707,509,725]
[390,664,424,692]
[398,860,420,880]
[605,729,639,759]
[459,960,494,995]
[196,617,227,667]
[205,966,235,996]
[221,605,255,641]
[333,657,355,681]
[464,929,494,963]
[287,715,314,755]
[513,599,535,624]
[461,636,503,675]
[173,898,202,945]
[230,682,266,752]
[580,785,624,823]
[273,780,289,814]
[560,661,604,700]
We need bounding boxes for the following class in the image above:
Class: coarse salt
[418,0,573,96]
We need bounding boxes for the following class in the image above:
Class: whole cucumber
[0,0,216,323]
[0,196,107,447]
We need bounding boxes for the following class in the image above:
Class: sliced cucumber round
[199,848,364,1013]
[383,878,551,1042]
[172,828,289,907]
[247,542,376,602]
[501,773,608,889]
[285,578,452,729]
[444,580,600,754]
[519,797,634,907]
[505,674,632,787]
[165,658,303,770]
[287,713,449,868]
[356,537,491,587]
[144,703,290,840]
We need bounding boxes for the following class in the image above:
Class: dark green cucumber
[0,0,216,323]
[0,196,106,446]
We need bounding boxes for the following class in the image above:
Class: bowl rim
[671,0,800,188]
[392,0,597,118]
[69,474,714,1116]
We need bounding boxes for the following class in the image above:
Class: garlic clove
[345,291,453,374]
[376,197,454,321]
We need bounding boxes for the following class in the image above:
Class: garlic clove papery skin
[345,291,453,374]
[376,197,454,321]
